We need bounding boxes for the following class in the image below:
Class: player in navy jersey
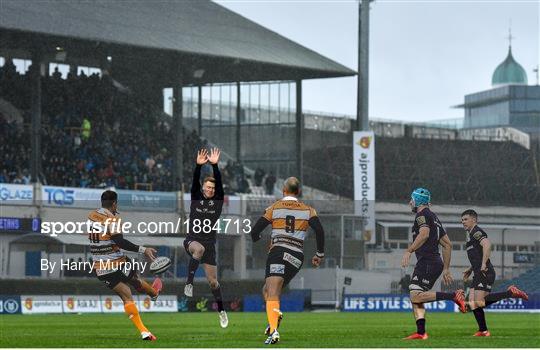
[401,188,466,340]
[183,148,228,328]
[461,209,528,337]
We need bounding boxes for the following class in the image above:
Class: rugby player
[183,148,228,328]
[401,188,466,340]
[88,190,162,341]
[250,177,325,345]
[461,209,529,336]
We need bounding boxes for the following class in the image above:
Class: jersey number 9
[285,215,296,233]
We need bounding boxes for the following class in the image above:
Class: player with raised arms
[250,177,325,345]
[183,148,228,328]
[461,209,528,336]
[88,190,162,341]
[401,188,466,340]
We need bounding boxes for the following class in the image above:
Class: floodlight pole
[357,0,372,131]
[173,82,184,191]
[236,82,241,162]
[296,80,303,183]
[30,52,43,183]
[198,85,203,135]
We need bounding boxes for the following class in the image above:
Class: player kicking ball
[88,190,162,340]
[183,148,228,328]
[401,188,467,340]
[461,209,529,337]
[250,177,325,345]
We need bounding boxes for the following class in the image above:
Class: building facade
[459,45,540,139]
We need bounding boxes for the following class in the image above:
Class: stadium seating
[0,65,251,192]
[495,265,540,292]
[304,137,540,206]
[1,67,176,190]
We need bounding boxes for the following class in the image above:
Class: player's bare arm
[196,148,208,165]
[207,148,221,164]
[463,267,473,281]
[439,234,453,285]
[480,238,491,273]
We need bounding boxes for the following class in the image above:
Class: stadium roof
[0,0,355,85]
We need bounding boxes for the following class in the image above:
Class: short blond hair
[203,176,215,185]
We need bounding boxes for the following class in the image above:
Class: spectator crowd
[0,59,242,192]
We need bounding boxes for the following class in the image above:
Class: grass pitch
[1,312,539,348]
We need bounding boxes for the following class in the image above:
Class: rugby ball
[149,256,172,275]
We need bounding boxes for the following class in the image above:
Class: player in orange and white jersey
[249,177,325,345]
[88,190,162,341]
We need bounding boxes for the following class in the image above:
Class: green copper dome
[492,47,528,86]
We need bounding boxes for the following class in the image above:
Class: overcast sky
[217,0,539,122]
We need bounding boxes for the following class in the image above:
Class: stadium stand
[222,160,251,194]
[1,65,168,189]
[3,61,538,206]
[495,265,540,292]
[304,137,540,206]
[0,62,250,192]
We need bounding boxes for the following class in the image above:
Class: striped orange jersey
[87,207,126,274]
[262,196,318,253]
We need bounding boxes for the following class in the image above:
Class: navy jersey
[411,208,446,262]
[465,225,492,271]
[187,163,224,243]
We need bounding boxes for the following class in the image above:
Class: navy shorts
[184,238,217,266]
[472,267,496,292]
[409,259,444,292]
